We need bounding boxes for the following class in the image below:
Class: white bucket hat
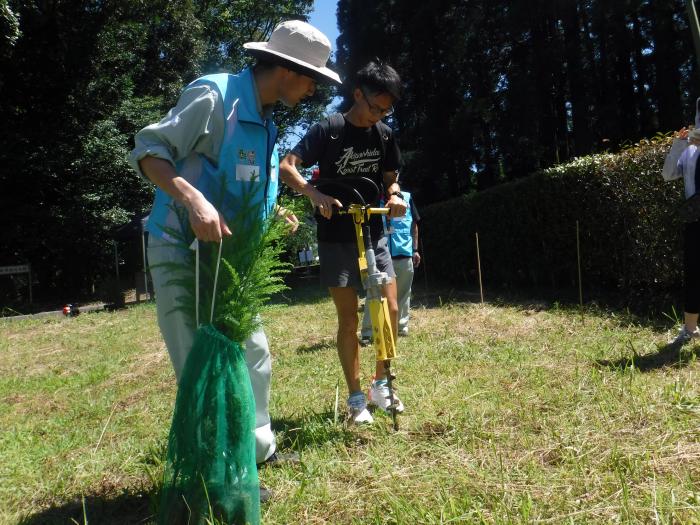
[244,20,341,85]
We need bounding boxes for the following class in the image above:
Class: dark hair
[355,59,401,101]
[251,53,337,85]
[252,57,279,72]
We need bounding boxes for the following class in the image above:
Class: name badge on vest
[236,164,260,182]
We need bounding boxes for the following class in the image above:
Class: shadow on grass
[19,491,154,525]
[272,411,367,452]
[596,341,700,372]
[295,339,335,354]
[409,280,554,310]
[270,275,327,307]
[408,279,688,334]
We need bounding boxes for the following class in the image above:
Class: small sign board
[0,264,32,303]
[0,265,30,276]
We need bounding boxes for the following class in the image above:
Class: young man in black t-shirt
[280,60,407,424]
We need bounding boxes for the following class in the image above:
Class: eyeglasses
[360,88,394,117]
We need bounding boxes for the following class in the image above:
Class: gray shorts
[318,236,395,289]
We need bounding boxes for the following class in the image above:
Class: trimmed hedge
[421,135,686,308]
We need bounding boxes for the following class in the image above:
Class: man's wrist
[181,188,204,211]
[299,181,317,198]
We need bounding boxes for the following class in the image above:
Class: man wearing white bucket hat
[128,20,340,483]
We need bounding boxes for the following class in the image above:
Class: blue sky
[309,1,342,114]
[282,0,341,148]
[309,0,340,53]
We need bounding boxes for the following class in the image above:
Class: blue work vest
[387,191,414,257]
[146,68,279,241]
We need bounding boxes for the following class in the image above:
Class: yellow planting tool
[340,203,400,430]
[313,177,401,430]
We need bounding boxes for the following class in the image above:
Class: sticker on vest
[236,164,261,182]
[270,164,278,182]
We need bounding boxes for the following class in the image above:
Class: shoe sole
[258,452,301,468]
[368,399,405,414]
[347,415,374,425]
[349,418,374,425]
[260,487,273,503]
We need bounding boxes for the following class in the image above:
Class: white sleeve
[662,138,688,181]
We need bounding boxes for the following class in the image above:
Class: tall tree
[0,0,19,61]
[335,0,697,204]
[0,0,323,301]
[651,0,684,132]
[562,0,593,155]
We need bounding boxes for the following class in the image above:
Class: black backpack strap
[374,121,393,197]
[328,112,345,140]
[320,113,346,176]
[374,121,391,171]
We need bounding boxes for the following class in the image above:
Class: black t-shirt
[292,114,402,243]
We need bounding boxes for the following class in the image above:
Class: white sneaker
[368,380,405,413]
[347,406,374,425]
[671,325,700,346]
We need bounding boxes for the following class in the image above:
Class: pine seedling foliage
[156,180,291,344]
[214,199,290,344]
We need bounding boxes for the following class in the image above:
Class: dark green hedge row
[420,136,686,307]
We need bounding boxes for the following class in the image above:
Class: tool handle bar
[332,205,390,216]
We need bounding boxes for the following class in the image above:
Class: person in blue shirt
[128,20,341,476]
[360,191,421,342]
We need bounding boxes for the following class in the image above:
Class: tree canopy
[0,0,326,302]
[335,0,698,203]
[3,0,699,302]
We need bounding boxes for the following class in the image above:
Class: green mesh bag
[158,240,262,525]
[158,323,260,525]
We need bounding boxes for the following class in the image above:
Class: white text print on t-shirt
[335,147,380,175]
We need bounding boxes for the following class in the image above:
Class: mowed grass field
[1,283,699,524]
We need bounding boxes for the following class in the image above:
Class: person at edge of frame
[279,59,408,425]
[662,96,700,347]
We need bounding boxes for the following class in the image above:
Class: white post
[476,232,484,304]
[28,264,33,305]
[576,220,583,321]
[141,231,148,298]
[113,241,120,280]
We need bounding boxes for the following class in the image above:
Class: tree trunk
[651,1,683,132]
